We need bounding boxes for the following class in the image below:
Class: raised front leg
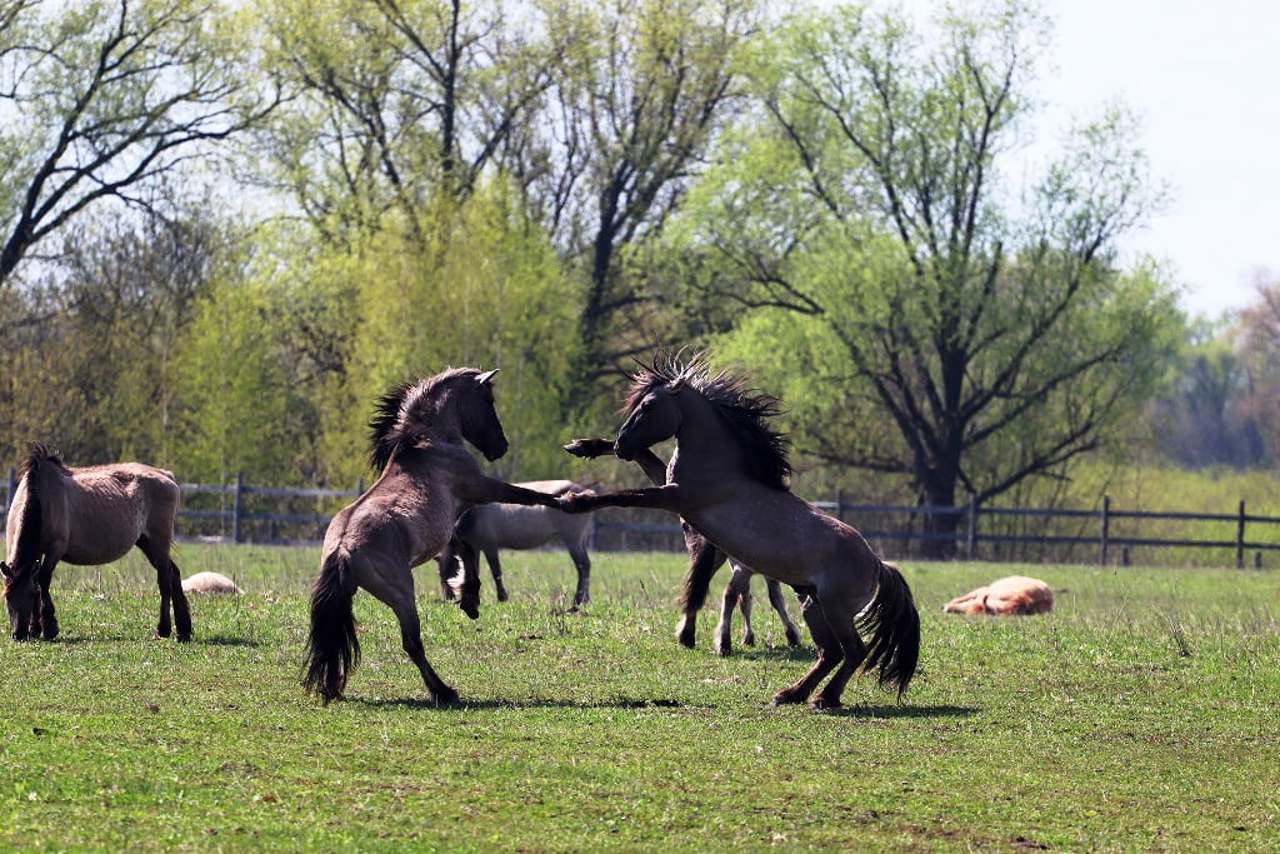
[460,476,562,509]
[559,484,684,514]
[452,539,482,620]
[565,439,668,487]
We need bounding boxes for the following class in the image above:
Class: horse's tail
[303,550,359,704]
[858,560,921,699]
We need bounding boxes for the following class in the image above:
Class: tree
[0,0,274,288]
[256,0,557,239]
[681,2,1180,553]
[510,0,757,410]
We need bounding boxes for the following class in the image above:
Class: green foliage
[0,548,1276,849]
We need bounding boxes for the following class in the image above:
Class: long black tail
[10,443,49,576]
[303,551,359,704]
[857,560,921,699]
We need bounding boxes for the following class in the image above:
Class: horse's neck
[672,393,746,481]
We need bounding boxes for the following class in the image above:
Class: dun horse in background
[438,480,595,607]
[303,368,564,705]
[565,437,800,654]
[561,354,920,708]
[2,443,192,642]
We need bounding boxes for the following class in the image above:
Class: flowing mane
[367,368,483,473]
[9,442,63,580]
[626,352,792,490]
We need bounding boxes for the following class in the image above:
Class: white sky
[879,0,1279,317]
[1037,0,1279,318]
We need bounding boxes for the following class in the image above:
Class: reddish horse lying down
[943,576,1053,615]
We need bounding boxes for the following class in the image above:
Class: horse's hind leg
[772,594,843,705]
[483,547,509,603]
[567,542,590,609]
[138,535,191,641]
[765,578,801,647]
[812,599,868,711]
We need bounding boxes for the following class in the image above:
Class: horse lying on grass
[565,437,800,655]
[437,480,595,607]
[3,443,192,643]
[943,576,1053,615]
[561,353,919,708]
[303,368,564,706]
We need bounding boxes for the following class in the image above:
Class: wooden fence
[3,469,1278,567]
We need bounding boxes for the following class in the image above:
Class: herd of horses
[2,353,920,711]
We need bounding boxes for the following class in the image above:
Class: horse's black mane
[626,352,792,491]
[368,368,482,473]
[18,441,61,479]
[9,442,60,581]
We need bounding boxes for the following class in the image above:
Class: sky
[1034,0,1279,317]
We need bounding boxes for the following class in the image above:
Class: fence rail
[2,469,1276,568]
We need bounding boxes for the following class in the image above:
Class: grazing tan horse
[2,443,191,642]
[562,354,919,708]
[437,480,595,607]
[303,368,564,705]
[565,437,800,654]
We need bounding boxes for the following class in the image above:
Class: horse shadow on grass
[349,696,693,712]
[734,644,818,663]
[39,634,259,648]
[818,703,977,720]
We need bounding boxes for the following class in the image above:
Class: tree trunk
[920,474,958,559]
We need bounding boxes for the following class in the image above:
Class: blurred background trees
[0,0,1274,517]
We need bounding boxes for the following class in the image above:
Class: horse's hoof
[432,686,460,706]
[496,589,509,603]
[176,633,192,643]
[460,600,480,620]
[155,627,172,639]
[42,624,59,641]
[714,642,731,657]
[742,633,756,647]
[676,626,696,649]
[771,688,808,706]
[812,696,843,711]
[784,629,801,648]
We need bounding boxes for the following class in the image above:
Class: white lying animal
[181,571,242,595]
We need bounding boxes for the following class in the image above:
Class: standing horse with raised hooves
[302,368,564,706]
[565,438,800,654]
[561,353,920,708]
[2,443,191,642]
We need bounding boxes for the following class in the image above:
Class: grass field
[0,546,1277,851]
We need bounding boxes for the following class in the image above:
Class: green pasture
[0,547,1277,851]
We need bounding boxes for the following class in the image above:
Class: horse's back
[61,462,180,563]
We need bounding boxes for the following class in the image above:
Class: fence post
[1099,495,1111,566]
[1254,551,1262,570]
[232,472,244,544]
[4,466,14,515]
[966,495,978,560]
[356,477,364,496]
[1236,499,1246,569]
[835,488,845,521]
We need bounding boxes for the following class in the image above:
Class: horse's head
[615,380,683,461]
[1,560,38,641]
[459,369,509,462]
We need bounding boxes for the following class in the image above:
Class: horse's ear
[477,369,500,386]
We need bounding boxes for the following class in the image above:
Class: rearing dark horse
[561,354,919,708]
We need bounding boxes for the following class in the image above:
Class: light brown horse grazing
[303,368,564,705]
[565,437,800,654]
[2,443,191,642]
[437,480,595,607]
[561,354,920,708]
